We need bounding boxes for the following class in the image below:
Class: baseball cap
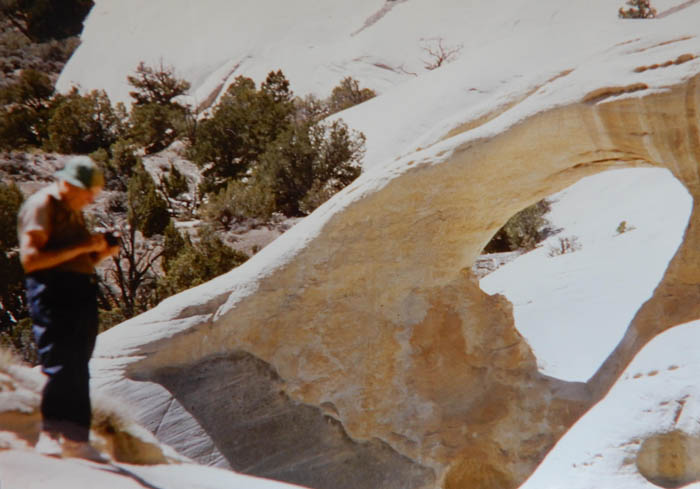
[55,156,105,189]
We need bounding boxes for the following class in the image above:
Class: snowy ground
[519,318,700,489]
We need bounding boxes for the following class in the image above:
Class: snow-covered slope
[519,319,700,489]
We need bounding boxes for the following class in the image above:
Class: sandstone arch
[96,71,700,488]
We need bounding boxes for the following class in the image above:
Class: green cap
[55,156,105,189]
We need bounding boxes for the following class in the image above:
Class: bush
[548,236,582,256]
[127,62,191,154]
[46,88,122,154]
[127,164,170,237]
[161,220,185,273]
[294,94,330,125]
[162,163,188,199]
[201,119,364,222]
[129,102,185,154]
[0,181,23,250]
[326,77,376,114]
[0,68,54,149]
[192,70,365,222]
[190,71,295,191]
[127,61,190,106]
[94,138,140,192]
[0,182,31,363]
[293,77,375,124]
[259,120,364,216]
[200,173,277,225]
[158,227,248,298]
[484,199,553,253]
[619,0,656,18]
[0,317,37,365]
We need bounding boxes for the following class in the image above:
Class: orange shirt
[17,184,95,274]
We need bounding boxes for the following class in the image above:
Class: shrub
[190,71,295,191]
[127,62,191,154]
[161,220,185,273]
[162,164,188,199]
[192,69,366,222]
[200,178,275,225]
[0,182,31,363]
[158,228,248,298]
[616,220,636,235]
[205,119,364,221]
[0,317,36,365]
[127,61,190,106]
[294,78,375,124]
[548,236,582,256]
[0,68,54,149]
[294,94,330,125]
[420,37,463,70]
[127,164,170,237]
[0,181,23,250]
[484,199,554,253]
[619,0,656,18]
[100,138,140,191]
[46,88,122,154]
[129,102,185,154]
[326,77,376,114]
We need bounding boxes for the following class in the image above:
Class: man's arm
[89,243,121,266]
[20,229,109,274]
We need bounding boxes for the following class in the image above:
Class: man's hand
[20,231,117,274]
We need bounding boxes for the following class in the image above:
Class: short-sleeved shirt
[17,184,95,274]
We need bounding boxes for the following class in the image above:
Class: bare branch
[420,37,464,70]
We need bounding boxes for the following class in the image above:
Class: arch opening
[477,167,693,383]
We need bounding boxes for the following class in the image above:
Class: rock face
[75,1,700,488]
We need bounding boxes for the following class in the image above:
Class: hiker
[17,156,119,462]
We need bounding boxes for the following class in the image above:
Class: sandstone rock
[0,354,176,466]
[637,430,700,488]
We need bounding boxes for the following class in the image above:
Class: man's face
[60,180,102,210]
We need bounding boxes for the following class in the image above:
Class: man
[18,156,119,461]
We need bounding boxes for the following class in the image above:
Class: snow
[480,167,693,382]
[519,319,700,489]
[0,450,305,489]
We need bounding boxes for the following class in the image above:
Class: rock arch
[98,74,700,488]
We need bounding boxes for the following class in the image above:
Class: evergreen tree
[161,220,185,273]
[127,61,190,106]
[190,71,295,191]
[46,88,121,154]
[127,164,170,237]
[126,61,191,154]
[256,120,364,216]
[0,68,54,149]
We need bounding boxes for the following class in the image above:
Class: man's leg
[29,273,99,444]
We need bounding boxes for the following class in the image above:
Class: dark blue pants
[26,271,98,442]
